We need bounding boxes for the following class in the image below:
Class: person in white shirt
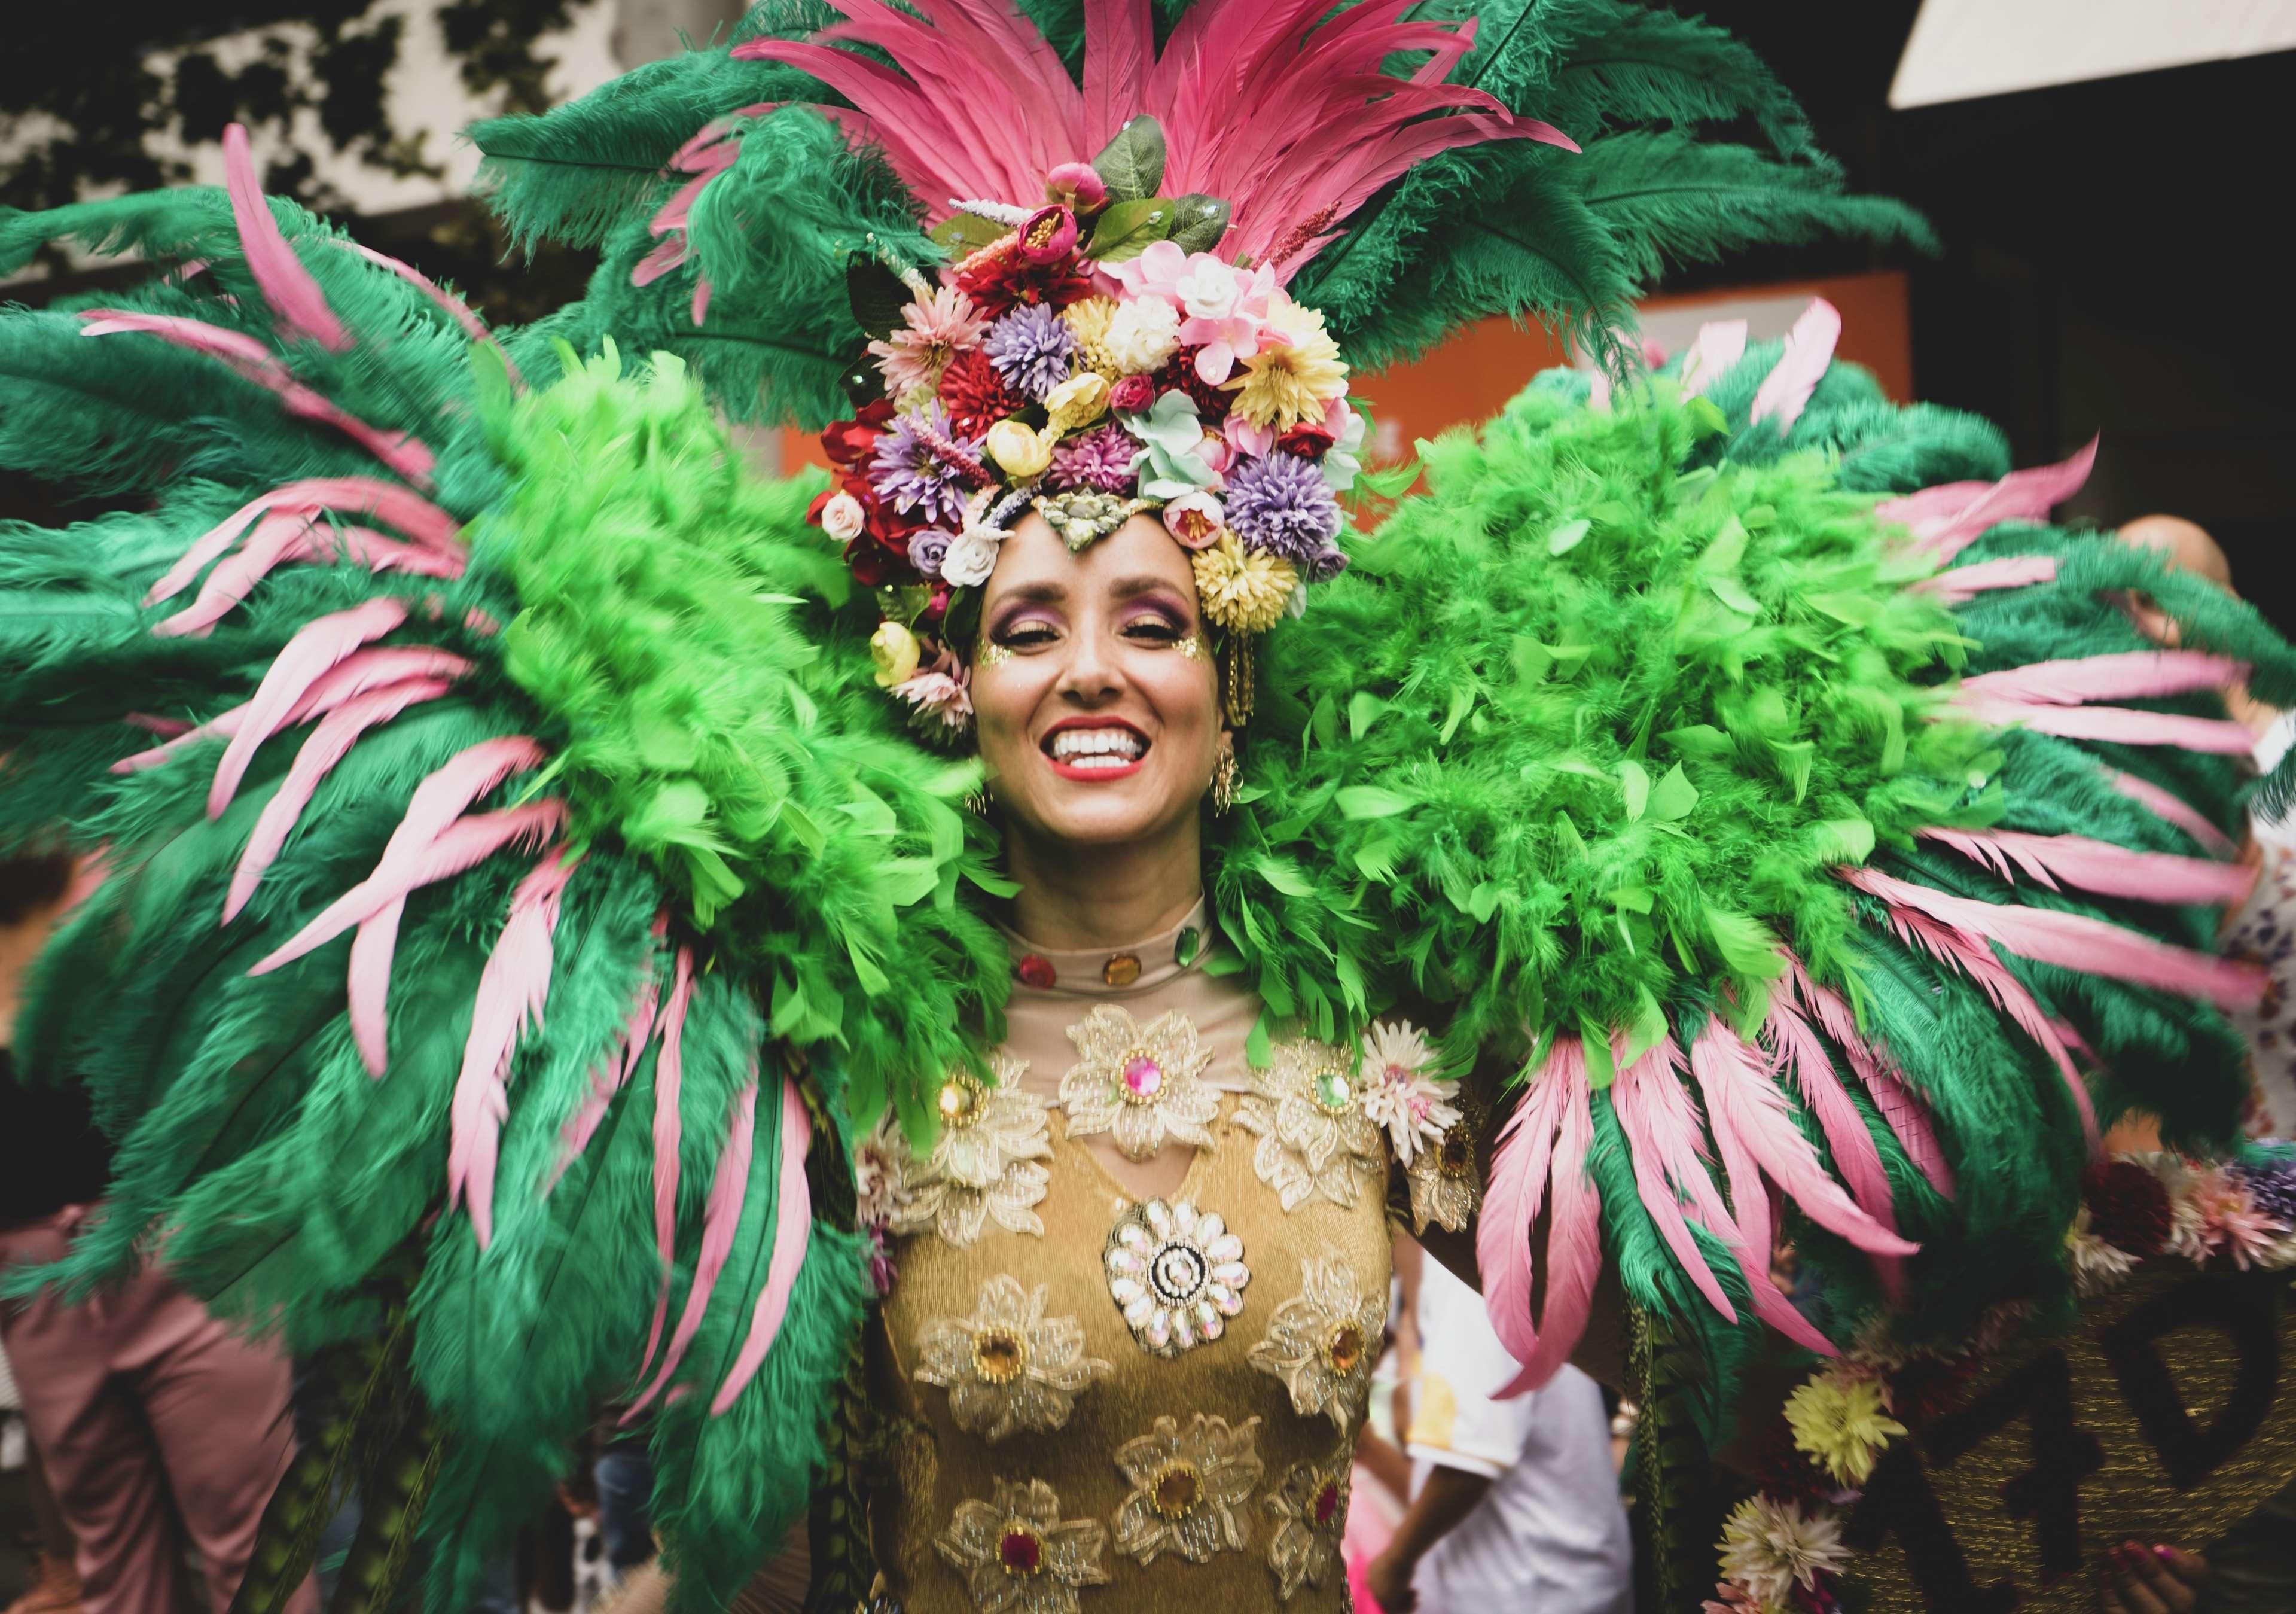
[1363,1242,1633,1613]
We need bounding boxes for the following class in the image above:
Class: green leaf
[1086,196,1178,262]
[1770,739,1815,803]
[1705,572,1762,616]
[1581,1017,1617,1089]
[845,254,913,342]
[1618,759,1651,821]
[1649,764,1700,821]
[1706,908,1786,979]
[1166,194,1232,254]
[1439,685,1475,745]
[1685,395,1731,439]
[1091,115,1167,203]
[1547,516,1591,556]
[1698,515,1749,575]
[929,211,1005,258]
[1624,988,1670,1068]
[1347,691,1391,738]
[1807,591,1881,628]
[1810,818,1874,864]
[1335,785,1414,819]
[1256,858,1317,898]
[1245,1012,1273,1069]
[1354,458,1420,498]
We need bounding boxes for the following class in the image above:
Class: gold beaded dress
[858,903,1483,1613]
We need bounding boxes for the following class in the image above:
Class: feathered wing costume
[0,4,2288,1611]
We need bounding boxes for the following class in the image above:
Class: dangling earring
[964,785,993,817]
[1212,738,1239,816]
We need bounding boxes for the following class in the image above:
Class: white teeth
[1049,727,1146,765]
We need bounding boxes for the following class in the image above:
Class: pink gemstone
[998,1528,1043,1574]
[1123,1056,1164,1097]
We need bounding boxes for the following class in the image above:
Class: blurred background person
[1,848,313,1614]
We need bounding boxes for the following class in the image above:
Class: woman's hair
[0,848,74,926]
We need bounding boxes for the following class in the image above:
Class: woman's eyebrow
[1107,575,1188,601]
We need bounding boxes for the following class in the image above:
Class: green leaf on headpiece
[1705,572,1762,616]
[1648,763,1699,822]
[1685,395,1732,440]
[846,254,913,341]
[930,212,1008,258]
[1166,194,1232,254]
[1547,517,1591,556]
[1618,759,1651,821]
[1087,197,1178,263]
[1336,785,1413,819]
[1093,115,1167,205]
[1581,1017,1616,1089]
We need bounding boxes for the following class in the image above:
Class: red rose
[1277,422,1335,459]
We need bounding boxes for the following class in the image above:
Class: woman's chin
[1010,774,1194,848]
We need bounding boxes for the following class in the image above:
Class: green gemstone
[1312,1069,1352,1112]
[1175,926,1201,967]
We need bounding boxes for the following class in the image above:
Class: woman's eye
[1124,616,1184,642]
[997,622,1058,648]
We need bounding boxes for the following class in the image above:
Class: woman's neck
[1004,818,1203,951]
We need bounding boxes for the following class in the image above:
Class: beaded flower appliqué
[1405,1109,1483,1234]
[1104,1198,1249,1356]
[937,1477,1109,1614]
[1112,1413,1265,1566]
[1237,1037,1386,1210]
[1248,1250,1386,1429]
[1264,1449,1351,1601]
[872,1052,1053,1248]
[1059,1004,1221,1160]
[914,1274,1112,1442]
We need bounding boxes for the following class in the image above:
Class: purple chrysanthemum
[2236,1158,2296,1225]
[1049,423,1140,492]
[981,303,1078,402]
[1225,449,1346,576]
[869,402,982,528]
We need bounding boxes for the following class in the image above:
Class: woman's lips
[1041,717,1149,781]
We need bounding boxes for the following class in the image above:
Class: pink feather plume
[1495,1050,1599,1397]
[1677,319,1748,398]
[709,1074,816,1415]
[1876,437,2097,562]
[639,948,697,1378]
[1919,826,2255,908]
[221,123,350,351]
[1956,695,2257,754]
[208,596,410,817]
[1608,1040,1741,1322]
[1960,650,2245,706]
[1785,960,1955,1199]
[146,479,463,608]
[1842,864,2265,1012]
[625,1079,761,1418]
[1478,1046,1567,1373]
[548,957,666,1195]
[449,848,579,1247]
[2104,768,2239,858]
[1760,995,1907,1299]
[1749,298,1840,433]
[1914,553,2059,604]
[326,239,519,386]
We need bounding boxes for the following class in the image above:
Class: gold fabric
[871,903,1396,1611]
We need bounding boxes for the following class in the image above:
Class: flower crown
[809,117,1365,740]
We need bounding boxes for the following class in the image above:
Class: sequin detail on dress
[1248,1250,1385,1429]
[1060,1005,1221,1161]
[1103,1198,1249,1357]
[1405,1109,1484,1234]
[914,1274,1112,1442]
[1236,1037,1386,1210]
[1112,1414,1264,1566]
[875,1052,1053,1248]
[936,1477,1110,1613]
[1264,1449,1351,1601]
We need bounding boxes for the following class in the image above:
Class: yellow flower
[1191,532,1295,634]
[986,418,1054,479]
[1044,372,1111,434]
[1225,294,1347,431]
[1784,1370,1906,1487]
[869,620,922,688]
[1063,296,1125,377]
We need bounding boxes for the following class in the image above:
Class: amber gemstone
[1325,1323,1365,1376]
[1015,953,1057,989]
[1313,1480,1342,1525]
[1152,1461,1202,1516]
[1102,952,1142,987]
[998,1525,1044,1575]
[972,1328,1027,1384]
[938,1079,982,1128]
[1438,1131,1472,1177]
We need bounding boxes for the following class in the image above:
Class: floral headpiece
[810,116,1371,739]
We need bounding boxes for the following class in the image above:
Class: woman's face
[971,512,1222,851]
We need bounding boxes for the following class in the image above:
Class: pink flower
[1163,491,1226,550]
[869,285,989,397]
[1044,162,1107,214]
[1223,413,1275,459]
[1175,258,1276,383]
[1019,205,1078,264]
[893,645,975,733]
[1109,373,1156,413]
[1103,239,1190,306]
[2184,1164,2289,1269]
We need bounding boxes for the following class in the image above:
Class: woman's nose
[1056,623,1123,702]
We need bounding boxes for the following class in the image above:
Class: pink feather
[1608,1041,1740,1322]
[1477,1046,1569,1372]
[146,479,463,607]
[639,948,698,1378]
[1760,994,1906,1298]
[1688,1021,1917,1258]
[1495,1054,1600,1397]
[347,898,406,1077]
[326,239,519,386]
[251,736,547,997]
[1081,0,1154,150]
[709,1074,817,1415]
[1913,553,2059,603]
[123,714,194,738]
[1957,696,2257,754]
[1749,298,1840,432]
[548,964,665,1195]
[1677,319,1748,398]
[222,123,350,351]
[449,849,578,1246]
[151,511,318,637]
[208,596,410,817]
[1785,960,1955,1199]
[124,644,461,779]
[225,676,460,922]
[1960,650,2243,706]
[625,1079,760,1418]
[1918,827,2256,908]
[1841,865,2263,1011]
[2104,769,2239,858]
[1876,438,2097,562]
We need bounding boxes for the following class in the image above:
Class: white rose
[1100,296,1181,374]
[940,525,1002,587]
[819,491,865,542]
[1176,257,1240,321]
